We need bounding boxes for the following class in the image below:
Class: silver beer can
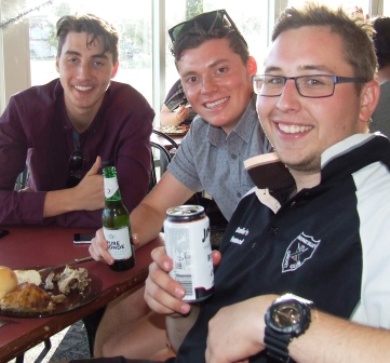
[164,205,214,302]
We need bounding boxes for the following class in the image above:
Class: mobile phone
[0,229,9,239]
[73,233,94,244]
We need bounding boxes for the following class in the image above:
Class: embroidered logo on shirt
[282,232,320,272]
[230,226,249,245]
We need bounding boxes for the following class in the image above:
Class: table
[0,226,162,362]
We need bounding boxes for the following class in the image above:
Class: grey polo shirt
[168,96,271,220]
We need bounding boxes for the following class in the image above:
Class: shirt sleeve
[0,96,47,225]
[167,124,204,193]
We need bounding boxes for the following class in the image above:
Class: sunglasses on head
[66,148,84,188]
[168,9,247,47]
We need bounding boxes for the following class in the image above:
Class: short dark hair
[273,4,377,85]
[56,13,119,64]
[170,11,249,65]
[372,17,390,70]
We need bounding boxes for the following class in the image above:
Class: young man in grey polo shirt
[89,10,271,359]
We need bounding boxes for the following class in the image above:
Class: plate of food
[0,264,101,318]
[158,125,189,136]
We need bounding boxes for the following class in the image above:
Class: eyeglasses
[168,9,247,47]
[253,74,367,98]
[66,148,84,188]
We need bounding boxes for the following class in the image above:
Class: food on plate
[159,125,189,134]
[14,269,42,286]
[0,265,91,313]
[0,266,18,299]
[45,265,91,294]
[0,282,63,312]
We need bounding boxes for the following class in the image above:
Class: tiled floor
[8,321,91,363]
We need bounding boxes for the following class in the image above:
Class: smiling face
[256,26,378,177]
[177,38,256,134]
[56,31,118,127]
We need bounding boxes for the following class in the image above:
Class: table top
[0,226,161,362]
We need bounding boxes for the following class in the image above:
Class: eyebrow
[180,58,231,79]
[264,65,334,74]
[64,50,109,60]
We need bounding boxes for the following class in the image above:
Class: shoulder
[11,79,60,105]
[107,81,154,115]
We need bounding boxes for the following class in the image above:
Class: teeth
[205,97,228,108]
[75,85,93,92]
[279,123,312,134]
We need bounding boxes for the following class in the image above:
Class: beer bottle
[102,166,135,271]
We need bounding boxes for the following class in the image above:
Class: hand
[144,245,190,315]
[89,228,114,264]
[205,295,277,363]
[175,105,190,125]
[73,156,104,211]
[144,246,222,316]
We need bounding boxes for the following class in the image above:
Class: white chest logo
[282,232,320,273]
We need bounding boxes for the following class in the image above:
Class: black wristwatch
[264,294,313,362]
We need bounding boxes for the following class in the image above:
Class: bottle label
[104,177,119,198]
[103,226,132,260]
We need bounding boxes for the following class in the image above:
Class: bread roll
[0,266,18,299]
[14,269,42,286]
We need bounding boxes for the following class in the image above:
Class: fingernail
[180,304,190,314]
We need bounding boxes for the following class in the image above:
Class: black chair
[149,141,173,191]
[152,129,179,149]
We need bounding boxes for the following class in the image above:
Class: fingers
[86,155,102,176]
[88,228,114,264]
[144,246,191,315]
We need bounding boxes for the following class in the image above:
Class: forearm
[130,201,166,246]
[290,311,390,363]
[43,189,81,217]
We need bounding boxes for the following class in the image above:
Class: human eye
[216,66,229,75]
[67,56,79,65]
[92,57,107,68]
[301,75,329,87]
[265,76,284,85]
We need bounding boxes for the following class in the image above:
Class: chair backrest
[151,129,179,149]
[149,141,173,191]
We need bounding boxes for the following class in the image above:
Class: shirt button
[230,153,237,160]
[236,191,241,198]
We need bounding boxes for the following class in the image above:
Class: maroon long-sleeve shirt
[0,79,154,228]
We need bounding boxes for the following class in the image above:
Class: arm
[205,295,390,363]
[160,104,190,126]
[89,171,195,263]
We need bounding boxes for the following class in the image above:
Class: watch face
[267,299,310,335]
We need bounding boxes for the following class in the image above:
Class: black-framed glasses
[253,74,367,98]
[66,148,84,188]
[168,9,247,47]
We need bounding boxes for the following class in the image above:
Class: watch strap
[264,326,292,362]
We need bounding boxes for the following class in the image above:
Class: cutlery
[38,256,94,274]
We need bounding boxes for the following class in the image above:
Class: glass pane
[28,0,153,104]
[287,0,370,14]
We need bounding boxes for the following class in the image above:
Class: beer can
[164,205,214,302]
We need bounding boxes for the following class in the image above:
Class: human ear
[111,61,119,78]
[246,56,258,76]
[359,80,380,123]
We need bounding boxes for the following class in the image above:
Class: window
[0,0,387,115]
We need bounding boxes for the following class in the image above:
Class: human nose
[275,78,301,110]
[200,74,218,94]
[76,61,92,79]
